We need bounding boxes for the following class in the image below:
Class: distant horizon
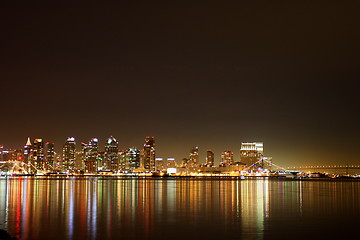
[0,134,356,168]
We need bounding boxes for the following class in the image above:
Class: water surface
[0,177,359,239]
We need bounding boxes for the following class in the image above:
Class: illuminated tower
[240,142,264,170]
[167,158,176,168]
[220,150,234,167]
[206,150,214,167]
[104,136,119,171]
[118,151,127,172]
[126,147,140,170]
[23,137,32,169]
[83,138,99,174]
[155,158,165,172]
[143,136,155,171]
[45,142,55,171]
[189,146,199,167]
[62,137,76,172]
[31,138,45,172]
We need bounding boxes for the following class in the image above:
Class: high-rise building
[83,138,99,174]
[155,158,165,172]
[240,142,264,169]
[23,138,32,169]
[143,136,155,171]
[45,142,55,171]
[104,136,119,171]
[220,150,234,167]
[206,150,215,167]
[167,158,176,168]
[62,137,76,172]
[75,150,84,171]
[31,138,45,172]
[126,147,140,170]
[118,151,127,172]
[188,146,199,167]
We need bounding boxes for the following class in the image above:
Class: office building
[188,146,199,167]
[220,150,234,167]
[143,136,155,171]
[62,137,76,172]
[126,147,140,170]
[83,138,99,174]
[46,142,55,171]
[31,138,45,172]
[104,136,119,171]
[240,142,264,169]
[206,150,214,167]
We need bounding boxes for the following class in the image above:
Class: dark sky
[1,1,359,167]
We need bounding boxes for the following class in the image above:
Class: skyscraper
[83,138,99,174]
[220,150,234,167]
[118,151,127,172]
[188,146,199,167]
[143,136,155,171]
[23,137,32,170]
[240,142,264,169]
[126,147,140,170]
[62,137,76,172]
[167,158,176,168]
[104,136,119,171]
[45,142,55,171]
[155,157,165,172]
[206,150,214,167]
[31,138,45,172]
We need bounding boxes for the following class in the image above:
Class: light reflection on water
[0,177,359,240]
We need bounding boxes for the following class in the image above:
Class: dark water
[0,177,359,240]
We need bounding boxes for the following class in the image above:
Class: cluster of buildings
[0,137,271,175]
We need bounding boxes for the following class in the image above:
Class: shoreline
[1,175,360,182]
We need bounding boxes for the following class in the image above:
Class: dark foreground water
[0,177,359,240]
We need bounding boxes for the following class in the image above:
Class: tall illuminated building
[118,151,127,172]
[220,150,234,167]
[188,146,199,167]
[126,147,140,170]
[240,142,264,169]
[155,158,165,172]
[167,158,176,168]
[45,142,55,171]
[62,137,76,172]
[31,138,45,172]
[143,136,155,171]
[23,137,32,169]
[75,150,84,170]
[104,136,119,171]
[83,138,99,174]
[206,150,214,167]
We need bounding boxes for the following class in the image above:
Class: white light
[167,168,177,174]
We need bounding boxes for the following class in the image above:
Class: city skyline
[1,2,359,168]
[1,136,268,167]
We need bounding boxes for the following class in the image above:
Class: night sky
[1,1,359,167]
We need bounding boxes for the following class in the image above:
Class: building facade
[187,146,199,168]
[62,137,76,172]
[206,150,214,167]
[83,138,99,174]
[240,142,264,170]
[126,147,140,170]
[46,142,55,171]
[104,136,119,171]
[220,150,234,167]
[143,136,155,171]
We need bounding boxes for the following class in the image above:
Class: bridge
[286,165,360,175]
[287,165,360,170]
[0,160,42,175]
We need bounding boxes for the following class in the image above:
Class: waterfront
[0,177,359,240]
